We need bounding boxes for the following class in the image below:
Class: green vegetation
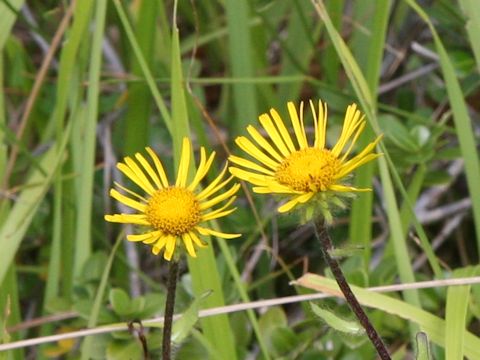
[1,1,479,359]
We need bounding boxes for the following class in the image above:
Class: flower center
[275,148,341,192]
[145,187,201,236]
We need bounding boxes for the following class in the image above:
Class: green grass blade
[405,0,480,254]
[445,266,479,360]
[458,0,480,72]
[73,0,108,277]
[295,273,480,358]
[80,235,123,360]
[123,0,158,154]
[0,122,72,285]
[225,0,258,133]
[349,1,392,268]
[170,25,237,359]
[112,0,173,135]
[0,0,24,51]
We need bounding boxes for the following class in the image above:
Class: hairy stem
[162,260,179,360]
[313,218,391,360]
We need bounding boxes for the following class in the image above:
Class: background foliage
[1,0,480,359]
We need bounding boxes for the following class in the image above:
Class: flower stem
[162,260,179,360]
[313,219,391,360]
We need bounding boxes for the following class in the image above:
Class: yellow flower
[105,138,241,261]
[229,100,381,217]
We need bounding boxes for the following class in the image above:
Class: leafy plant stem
[162,260,179,360]
[312,218,391,360]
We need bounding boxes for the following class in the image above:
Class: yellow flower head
[229,100,381,219]
[105,138,241,261]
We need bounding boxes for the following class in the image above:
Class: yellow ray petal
[163,235,177,260]
[259,113,291,157]
[199,183,240,210]
[246,125,283,162]
[278,197,300,213]
[311,100,327,149]
[340,121,366,161]
[268,108,296,153]
[296,192,314,204]
[287,101,308,149]
[127,231,160,242]
[196,226,241,239]
[197,165,230,200]
[202,207,236,221]
[188,148,215,190]
[189,231,207,247]
[329,184,371,192]
[182,233,197,258]
[176,138,191,187]
[152,235,168,255]
[135,152,163,189]
[228,167,273,187]
[117,162,153,195]
[236,136,279,170]
[124,157,156,194]
[146,147,169,187]
[113,181,147,203]
[110,189,146,212]
[229,155,275,175]
[104,214,149,225]
[336,153,381,179]
[331,104,364,156]
[201,196,236,220]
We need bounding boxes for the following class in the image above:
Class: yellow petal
[278,197,300,213]
[124,157,156,194]
[229,155,275,175]
[259,113,291,157]
[182,233,197,258]
[287,101,308,149]
[117,162,153,195]
[146,147,169,187]
[236,136,279,170]
[329,184,371,192]
[104,214,149,225]
[269,107,296,152]
[189,231,207,247]
[127,232,158,242]
[228,167,273,187]
[110,189,146,212]
[246,125,283,162]
[311,100,327,149]
[152,236,168,255]
[197,165,230,200]
[200,183,240,210]
[163,236,176,260]
[135,152,163,189]
[195,226,241,239]
[188,148,215,190]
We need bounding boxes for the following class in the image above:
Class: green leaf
[171,290,211,344]
[109,289,132,317]
[310,303,364,335]
[416,332,432,360]
[106,340,143,360]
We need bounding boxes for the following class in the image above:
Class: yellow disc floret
[145,186,201,236]
[275,148,341,192]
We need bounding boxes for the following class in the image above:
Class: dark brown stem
[313,219,391,360]
[162,260,179,360]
